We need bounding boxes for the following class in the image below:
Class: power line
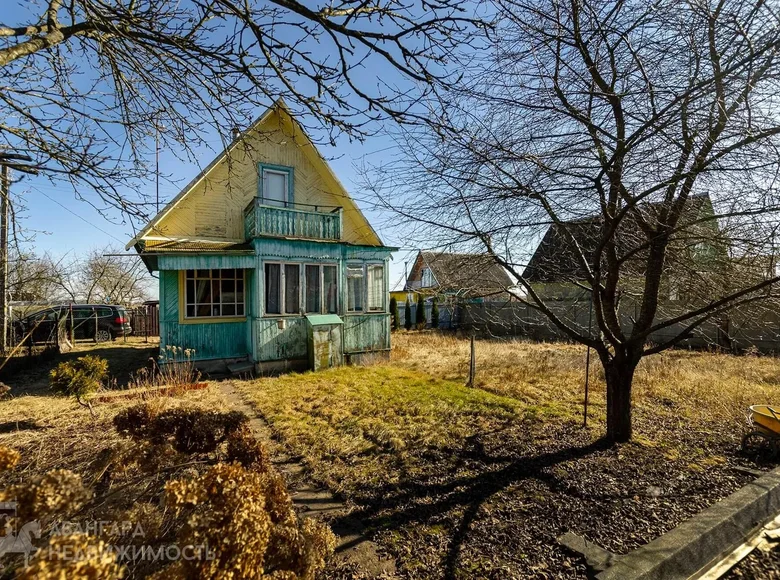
[32,188,128,245]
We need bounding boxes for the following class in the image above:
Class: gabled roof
[127,98,383,250]
[409,251,514,297]
[523,194,716,282]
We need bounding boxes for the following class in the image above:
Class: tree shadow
[332,437,612,579]
[0,420,45,434]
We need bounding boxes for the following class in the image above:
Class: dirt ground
[232,333,780,579]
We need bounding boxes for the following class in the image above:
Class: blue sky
[4,1,424,297]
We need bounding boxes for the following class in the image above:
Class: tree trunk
[604,360,637,443]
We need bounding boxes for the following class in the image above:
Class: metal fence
[397,298,780,353]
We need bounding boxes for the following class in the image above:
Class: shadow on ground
[1,338,158,396]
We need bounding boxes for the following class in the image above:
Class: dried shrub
[226,426,270,471]
[114,404,249,453]
[115,502,165,542]
[0,445,20,472]
[49,355,108,414]
[0,382,10,399]
[17,533,124,580]
[1,469,91,524]
[153,463,335,579]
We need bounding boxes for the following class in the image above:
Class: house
[405,251,514,301]
[523,194,726,300]
[128,100,395,372]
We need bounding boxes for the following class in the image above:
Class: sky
[4,1,427,298]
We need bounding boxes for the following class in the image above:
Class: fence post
[466,333,476,387]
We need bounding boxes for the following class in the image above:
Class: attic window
[421,267,433,287]
[259,164,293,207]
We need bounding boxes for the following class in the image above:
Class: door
[262,169,289,207]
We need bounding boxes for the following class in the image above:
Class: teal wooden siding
[158,254,254,270]
[255,317,309,361]
[343,314,390,353]
[244,199,342,241]
[158,270,250,361]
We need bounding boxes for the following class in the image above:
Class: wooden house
[128,101,395,372]
[405,251,514,302]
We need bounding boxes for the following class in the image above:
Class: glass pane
[197,304,210,317]
[305,265,320,313]
[196,269,210,278]
[186,269,194,279]
[186,305,195,318]
[323,265,337,314]
[263,170,287,207]
[196,279,211,304]
[221,279,235,304]
[212,280,221,305]
[186,280,195,304]
[367,265,384,311]
[237,303,245,316]
[285,264,300,314]
[222,304,236,316]
[265,263,280,315]
[347,266,364,312]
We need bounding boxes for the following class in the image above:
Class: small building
[128,100,395,372]
[405,251,514,301]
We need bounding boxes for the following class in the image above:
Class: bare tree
[7,250,62,302]
[367,0,780,442]
[1,0,484,222]
[51,246,152,304]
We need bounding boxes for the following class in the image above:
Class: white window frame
[366,262,385,312]
[346,263,366,313]
[264,261,339,316]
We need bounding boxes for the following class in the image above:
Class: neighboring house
[523,194,726,301]
[128,100,395,372]
[405,251,514,301]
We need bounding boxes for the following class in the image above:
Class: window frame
[346,263,366,313]
[258,163,294,207]
[179,269,247,324]
[366,262,386,312]
[264,260,340,317]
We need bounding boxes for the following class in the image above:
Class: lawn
[233,332,780,579]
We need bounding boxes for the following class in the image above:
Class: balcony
[244,199,343,242]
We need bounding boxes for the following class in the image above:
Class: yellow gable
[129,102,383,248]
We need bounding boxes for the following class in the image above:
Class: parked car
[14,304,132,344]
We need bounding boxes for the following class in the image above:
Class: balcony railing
[244,199,343,241]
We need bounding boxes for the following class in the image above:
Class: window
[284,264,300,314]
[260,165,292,207]
[421,267,433,287]
[184,269,245,318]
[347,266,364,312]
[265,263,281,314]
[265,261,338,316]
[305,265,321,313]
[367,264,385,311]
[323,265,338,314]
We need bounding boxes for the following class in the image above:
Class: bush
[49,355,108,414]
[154,462,335,579]
[114,404,249,453]
[1,469,92,525]
[226,426,271,471]
[431,296,440,329]
[404,299,412,331]
[18,534,124,580]
[0,445,20,472]
[389,297,399,331]
[415,293,426,329]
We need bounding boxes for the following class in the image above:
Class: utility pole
[0,165,7,354]
[0,153,38,353]
[155,126,160,213]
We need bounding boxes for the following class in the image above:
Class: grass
[232,332,780,578]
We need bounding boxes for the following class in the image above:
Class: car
[15,304,132,344]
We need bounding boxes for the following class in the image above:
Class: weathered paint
[245,201,342,241]
[255,317,308,361]
[342,313,391,353]
[131,104,382,248]
[159,270,250,360]
[158,254,254,270]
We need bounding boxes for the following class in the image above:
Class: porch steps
[226,360,255,377]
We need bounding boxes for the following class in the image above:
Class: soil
[322,412,767,579]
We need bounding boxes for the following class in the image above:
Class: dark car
[15,304,132,344]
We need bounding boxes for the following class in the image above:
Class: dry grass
[391,332,780,434]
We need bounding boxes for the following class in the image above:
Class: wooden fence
[129,304,159,339]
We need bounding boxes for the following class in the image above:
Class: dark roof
[412,251,514,297]
[523,195,715,282]
[140,240,253,253]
